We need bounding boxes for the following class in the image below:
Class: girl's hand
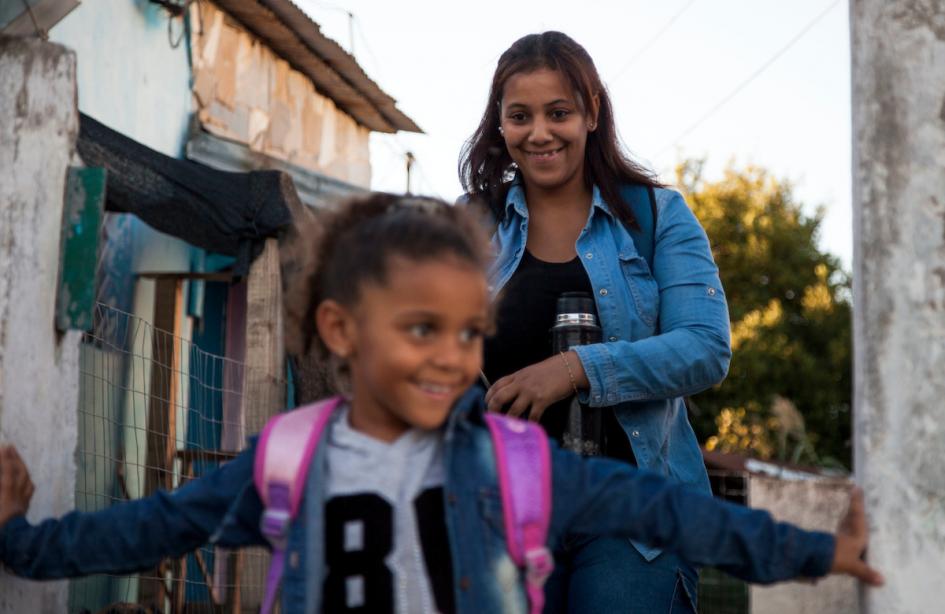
[485,351,587,422]
[0,445,34,529]
[830,488,883,586]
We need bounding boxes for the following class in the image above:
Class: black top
[483,250,635,463]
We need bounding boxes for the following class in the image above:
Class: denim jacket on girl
[0,390,832,614]
[491,182,731,559]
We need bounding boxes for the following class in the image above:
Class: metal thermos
[551,292,603,456]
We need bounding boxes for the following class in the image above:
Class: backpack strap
[253,395,345,614]
[483,414,554,614]
[619,183,658,272]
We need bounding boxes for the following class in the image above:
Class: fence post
[242,237,286,435]
[238,237,285,611]
[0,35,80,613]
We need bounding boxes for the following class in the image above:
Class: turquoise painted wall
[51,0,192,157]
[51,0,197,275]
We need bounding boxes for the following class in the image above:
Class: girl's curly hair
[281,192,493,362]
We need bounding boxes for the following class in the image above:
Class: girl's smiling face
[317,255,490,442]
[499,68,599,195]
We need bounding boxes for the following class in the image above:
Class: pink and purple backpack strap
[483,413,554,614]
[253,395,344,614]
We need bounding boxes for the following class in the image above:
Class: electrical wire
[373,134,443,198]
[299,2,441,198]
[654,0,842,160]
[299,0,355,52]
[611,0,698,83]
[304,0,351,13]
[370,142,407,189]
[352,14,387,85]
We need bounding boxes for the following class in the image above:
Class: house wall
[49,5,199,609]
[50,0,192,157]
[189,2,372,187]
[748,477,857,614]
[49,0,197,331]
[50,0,196,274]
[0,36,81,614]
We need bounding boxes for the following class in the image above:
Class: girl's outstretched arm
[0,443,265,579]
[550,446,881,586]
[830,488,883,586]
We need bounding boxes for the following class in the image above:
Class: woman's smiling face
[499,67,598,194]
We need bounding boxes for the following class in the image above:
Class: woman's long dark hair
[459,31,661,227]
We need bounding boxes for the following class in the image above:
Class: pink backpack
[253,396,554,614]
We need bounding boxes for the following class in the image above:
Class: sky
[298,0,853,267]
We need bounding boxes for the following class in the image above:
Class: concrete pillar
[851,2,945,612]
[0,36,80,613]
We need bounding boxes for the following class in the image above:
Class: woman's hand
[485,351,588,422]
[0,445,34,529]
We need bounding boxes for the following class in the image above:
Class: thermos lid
[556,291,597,316]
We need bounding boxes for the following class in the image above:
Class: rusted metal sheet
[191,2,375,186]
[208,0,421,134]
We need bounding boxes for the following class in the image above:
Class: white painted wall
[49,0,196,277]
[851,2,945,612]
[50,0,192,157]
[0,36,82,614]
[749,477,858,614]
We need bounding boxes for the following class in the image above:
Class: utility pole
[851,2,945,612]
[347,11,355,56]
[405,151,415,195]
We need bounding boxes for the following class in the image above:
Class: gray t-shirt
[321,406,453,614]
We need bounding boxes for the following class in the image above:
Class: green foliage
[678,160,852,468]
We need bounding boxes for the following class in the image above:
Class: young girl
[460,31,730,612]
[0,194,880,614]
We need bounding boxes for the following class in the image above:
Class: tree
[677,160,852,468]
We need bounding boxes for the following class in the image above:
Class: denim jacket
[491,183,731,558]
[0,389,834,614]
[0,390,832,614]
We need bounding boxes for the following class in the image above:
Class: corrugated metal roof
[213,0,421,134]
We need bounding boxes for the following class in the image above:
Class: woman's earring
[498,125,505,136]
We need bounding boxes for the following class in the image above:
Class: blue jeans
[543,535,699,614]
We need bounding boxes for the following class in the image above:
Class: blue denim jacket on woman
[491,183,730,559]
[0,389,832,614]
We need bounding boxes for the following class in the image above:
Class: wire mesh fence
[70,302,269,614]
[699,470,750,614]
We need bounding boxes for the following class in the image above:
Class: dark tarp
[77,113,301,278]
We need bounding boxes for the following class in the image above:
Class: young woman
[461,31,732,612]
[0,195,879,614]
